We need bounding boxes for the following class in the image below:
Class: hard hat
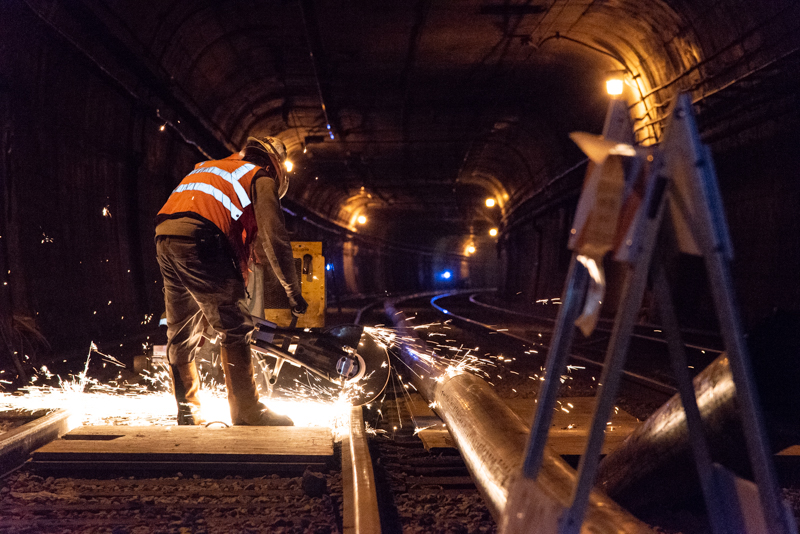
[246,136,287,164]
[246,136,289,198]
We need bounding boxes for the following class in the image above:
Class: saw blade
[249,324,391,407]
[326,325,391,406]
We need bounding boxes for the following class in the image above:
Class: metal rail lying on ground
[0,409,71,475]
[384,300,655,533]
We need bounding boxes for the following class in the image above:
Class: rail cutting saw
[245,317,391,406]
[146,316,391,406]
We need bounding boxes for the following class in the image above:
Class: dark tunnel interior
[1,0,799,369]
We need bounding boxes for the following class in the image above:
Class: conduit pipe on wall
[384,301,654,532]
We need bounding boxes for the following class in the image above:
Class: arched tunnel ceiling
[66,0,795,247]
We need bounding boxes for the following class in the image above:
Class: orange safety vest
[158,158,261,275]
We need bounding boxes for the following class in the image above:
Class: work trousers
[156,235,253,366]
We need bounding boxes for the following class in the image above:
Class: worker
[154,136,307,426]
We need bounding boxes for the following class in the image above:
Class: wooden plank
[503,397,641,455]
[418,428,456,450]
[393,393,456,451]
[415,397,641,455]
[32,425,333,463]
[777,445,800,456]
[405,395,438,419]
[401,394,641,455]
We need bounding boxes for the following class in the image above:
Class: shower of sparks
[361,324,507,436]
[3,316,594,443]
[364,323,497,385]
[102,206,112,218]
[1,343,352,436]
[0,366,195,428]
[89,342,126,369]
[413,424,436,435]
[267,396,352,440]
[364,423,386,437]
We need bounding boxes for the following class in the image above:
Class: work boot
[220,343,294,426]
[169,361,205,425]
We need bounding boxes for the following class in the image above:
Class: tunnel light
[440,271,452,280]
[466,244,476,255]
[485,198,496,208]
[326,263,333,272]
[606,79,623,95]
[357,215,367,225]
[159,124,166,132]
[606,72,624,96]
[489,228,498,237]
[284,160,293,172]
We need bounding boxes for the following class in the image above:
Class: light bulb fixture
[489,228,498,237]
[606,71,625,96]
[357,215,367,225]
[485,198,496,208]
[284,160,293,172]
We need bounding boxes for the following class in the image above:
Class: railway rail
[0,291,796,533]
[0,291,692,533]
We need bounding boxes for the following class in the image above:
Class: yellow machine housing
[262,242,325,328]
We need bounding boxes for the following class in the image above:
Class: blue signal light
[326,263,333,271]
[440,270,452,280]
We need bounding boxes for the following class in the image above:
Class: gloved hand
[288,292,308,317]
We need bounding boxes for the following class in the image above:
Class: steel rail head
[383,300,655,533]
[343,406,381,534]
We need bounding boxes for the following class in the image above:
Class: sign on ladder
[501,94,797,534]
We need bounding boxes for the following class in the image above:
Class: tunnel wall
[0,0,201,359]
[500,107,800,330]
[2,0,798,366]
[713,128,800,325]
[287,219,496,307]
[498,0,800,329]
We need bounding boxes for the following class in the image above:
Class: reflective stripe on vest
[187,163,255,209]
[172,182,244,220]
